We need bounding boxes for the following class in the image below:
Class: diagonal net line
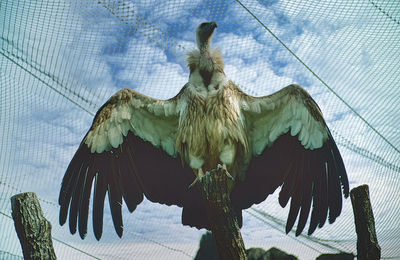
[235,0,400,156]
[0,210,100,259]
[0,48,96,116]
[246,208,354,253]
[367,0,400,26]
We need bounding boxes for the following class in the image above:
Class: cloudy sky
[1,0,400,259]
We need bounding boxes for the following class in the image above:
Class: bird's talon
[226,171,235,181]
[188,177,200,189]
[189,168,206,189]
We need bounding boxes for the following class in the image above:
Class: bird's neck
[198,36,214,55]
[186,46,226,89]
[199,41,219,73]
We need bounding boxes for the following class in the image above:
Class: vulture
[59,21,349,240]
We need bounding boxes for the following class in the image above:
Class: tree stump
[199,165,247,260]
[11,192,56,260]
[350,185,380,260]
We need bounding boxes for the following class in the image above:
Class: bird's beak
[211,22,218,29]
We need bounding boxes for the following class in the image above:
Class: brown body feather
[175,81,248,177]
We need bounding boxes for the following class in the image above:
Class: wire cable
[367,0,400,26]
[247,208,351,254]
[235,0,400,156]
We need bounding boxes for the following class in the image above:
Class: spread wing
[58,87,195,240]
[231,84,349,236]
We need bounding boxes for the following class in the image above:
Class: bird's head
[196,21,218,51]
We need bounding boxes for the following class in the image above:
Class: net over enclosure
[1,0,399,259]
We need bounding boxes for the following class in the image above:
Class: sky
[1,0,400,259]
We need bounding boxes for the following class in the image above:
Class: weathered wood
[11,192,56,260]
[350,185,380,260]
[199,166,247,260]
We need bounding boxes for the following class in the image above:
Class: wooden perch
[350,185,380,260]
[11,192,56,260]
[199,166,247,260]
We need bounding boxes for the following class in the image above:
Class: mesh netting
[1,0,399,259]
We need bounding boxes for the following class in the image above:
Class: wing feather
[59,87,196,239]
[93,167,107,240]
[285,149,304,234]
[59,146,86,211]
[330,135,350,197]
[327,139,343,223]
[68,158,90,234]
[296,151,312,236]
[117,144,143,212]
[107,162,123,238]
[308,157,323,235]
[78,160,95,239]
[232,83,349,236]
[318,155,329,229]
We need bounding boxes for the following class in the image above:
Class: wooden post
[350,185,380,260]
[199,166,247,260]
[11,192,56,260]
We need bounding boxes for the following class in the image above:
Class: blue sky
[1,0,400,259]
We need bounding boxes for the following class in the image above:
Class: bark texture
[199,166,247,260]
[11,192,56,260]
[350,185,380,260]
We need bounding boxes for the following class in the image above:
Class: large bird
[59,22,349,240]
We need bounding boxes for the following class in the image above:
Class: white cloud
[217,33,265,60]
[134,0,203,24]
[108,37,188,99]
[2,0,400,259]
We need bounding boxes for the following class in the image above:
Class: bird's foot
[188,165,234,189]
[188,168,205,189]
[188,177,200,189]
[199,164,235,202]
[216,164,235,181]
